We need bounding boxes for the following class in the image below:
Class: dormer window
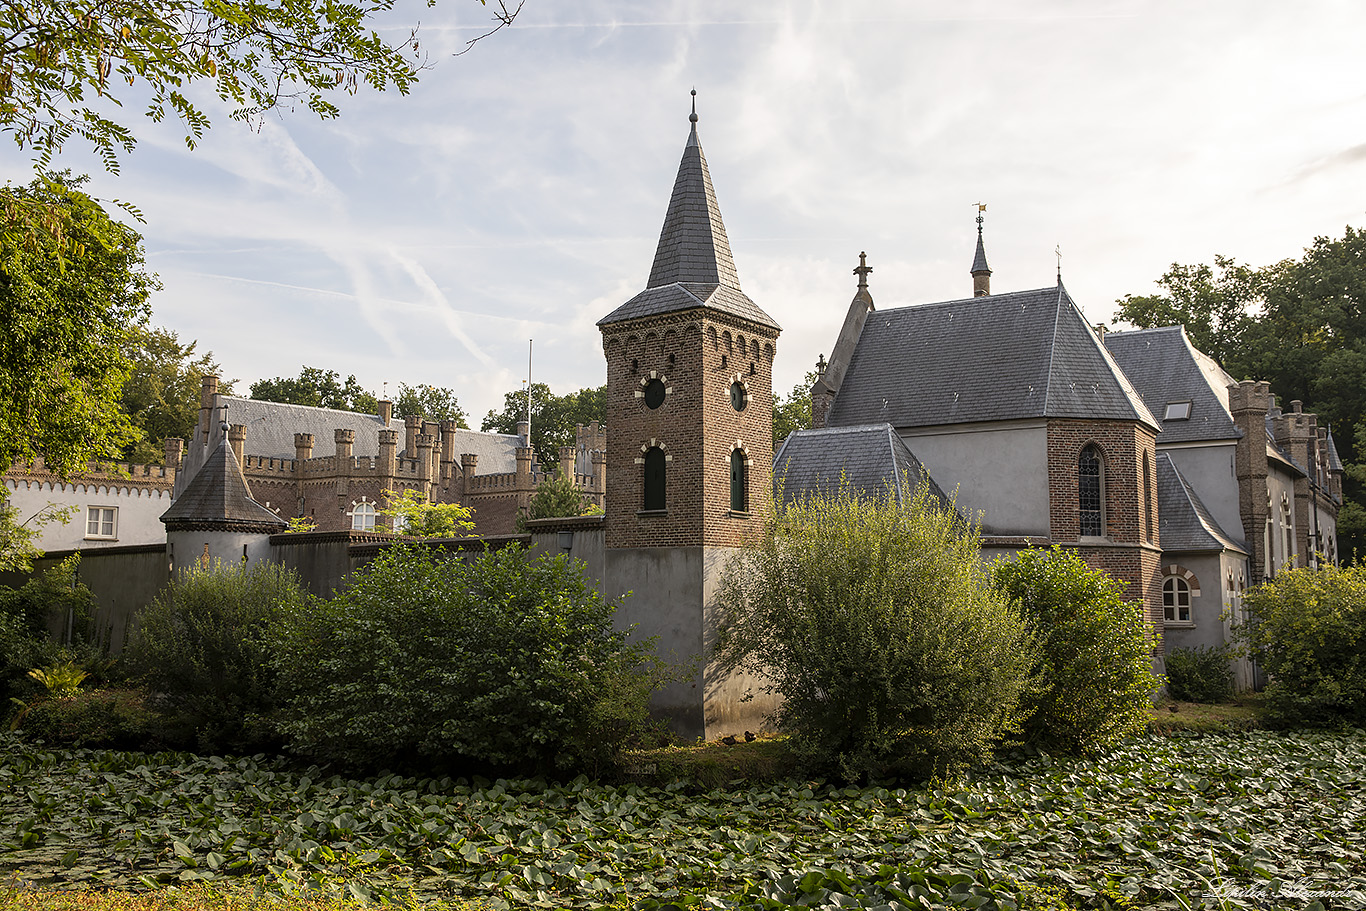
[1163,401,1192,421]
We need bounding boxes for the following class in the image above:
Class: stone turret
[227,424,246,465]
[1229,380,1272,580]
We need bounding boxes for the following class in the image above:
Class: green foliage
[120,326,230,464]
[393,383,468,427]
[273,544,658,774]
[1240,564,1366,728]
[992,547,1158,755]
[1165,645,1235,704]
[378,488,475,538]
[481,382,606,467]
[249,366,378,413]
[772,370,818,446]
[12,687,158,749]
[716,480,1037,781]
[124,561,312,752]
[0,173,155,476]
[0,555,97,699]
[1112,255,1263,367]
[0,0,519,173]
[2,730,1364,909]
[0,495,74,573]
[26,657,87,697]
[516,471,592,531]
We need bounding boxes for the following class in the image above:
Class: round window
[644,378,666,409]
[730,380,747,411]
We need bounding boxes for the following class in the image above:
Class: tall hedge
[716,481,1037,781]
[272,544,658,774]
[992,547,1158,754]
[1241,564,1366,727]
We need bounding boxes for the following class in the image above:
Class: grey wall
[902,423,1050,534]
[1161,443,1242,542]
[4,478,174,551]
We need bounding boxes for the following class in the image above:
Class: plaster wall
[167,530,274,575]
[1267,466,1299,575]
[899,424,1049,534]
[4,479,173,550]
[1160,444,1243,543]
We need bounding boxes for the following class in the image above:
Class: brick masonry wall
[601,308,777,549]
[1047,418,1163,638]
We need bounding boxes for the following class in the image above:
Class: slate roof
[1104,326,1240,444]
[826,284,1157,430]
[216,396,519,472]
[1326,429,1345,472]
[773,423,956,514]
[1156,453,1247,554]
[161,437,287,532]
[598,121,779,331]
[970,230,990,274]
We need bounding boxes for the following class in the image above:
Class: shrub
[992,547,1159,754]
[273,543,660,775]
[715,480,1037,781]
[1165,645,1234,703]
[380,488,475,537]
[1240,564,1366,728]
[0,555,99,701]
[516,471,592,531]
[14,687,159,749]
[124,561,312,753]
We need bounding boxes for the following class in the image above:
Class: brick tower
[597,93,781,739]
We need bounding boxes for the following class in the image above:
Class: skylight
[1164,401,1192,421]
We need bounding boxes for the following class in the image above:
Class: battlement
[5,458,176,492]
[242,455,297,475]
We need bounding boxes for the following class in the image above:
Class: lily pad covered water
[1,732,1362,910]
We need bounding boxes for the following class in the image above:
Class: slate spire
[971,204,991,297]
[644,89,741,289]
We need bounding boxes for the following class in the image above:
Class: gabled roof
[773,423,956,514]
[161,437,287,532]
[1156,453,1247,554]
[826,284,1157,430]
[216,396,519,471]
[598,114,779,331]
[1104,326,1240,444]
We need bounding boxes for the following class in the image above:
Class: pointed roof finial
[975,201,986,235]
[970,205,991,295]
[1055,244,1062,284]
[690,88,698,124]
[854,251,873,290]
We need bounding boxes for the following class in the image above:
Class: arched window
[1163,576,1192,623]
[730,449,747,512]
[351,500,376,531]
[643,447,666,511]
[1143,455,1154,542]
[1078,444,1103,537]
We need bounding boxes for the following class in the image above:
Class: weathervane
[974,202,986,234]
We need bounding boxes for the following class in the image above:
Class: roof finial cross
[1055,243,1062,281]
[854,251,872,289]
[689,88,698,124]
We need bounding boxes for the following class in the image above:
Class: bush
[273,543,660,775]
[124,561,312,753]
[1165,645,1234,703]
[1240,564,1366,728]
[715,481,1037,781]
[0,555,99,701]
[516,471,592,531]
[14,688,160,749]
[992,547,1159,754]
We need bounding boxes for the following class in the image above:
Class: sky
[10,0,1366,427]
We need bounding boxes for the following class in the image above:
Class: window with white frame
[1163,576,1192,623]
[351,500,377,531]
[85,506,118,539]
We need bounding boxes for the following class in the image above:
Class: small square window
[86,506,117,540]
[1163,401,1192,421]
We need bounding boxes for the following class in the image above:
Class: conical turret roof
[599,99,778,331]
[161,434,288,533]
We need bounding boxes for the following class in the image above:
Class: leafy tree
[394,382,467,427]
[992,547,1158,755]
[0,497,74,573]
[1112,255,1263,367]
[516,471,592,531]
[716,479,1037,781]
[124,560,312,752]
[249,366,378,413]
[273,543,660,774]
[1239,564,1366,728]
[773,370,818,446]
[0,173,155,476]
[0,0,520,173]
[379,488,474,538]
[120,326,230,463]
[482,383,606,467]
